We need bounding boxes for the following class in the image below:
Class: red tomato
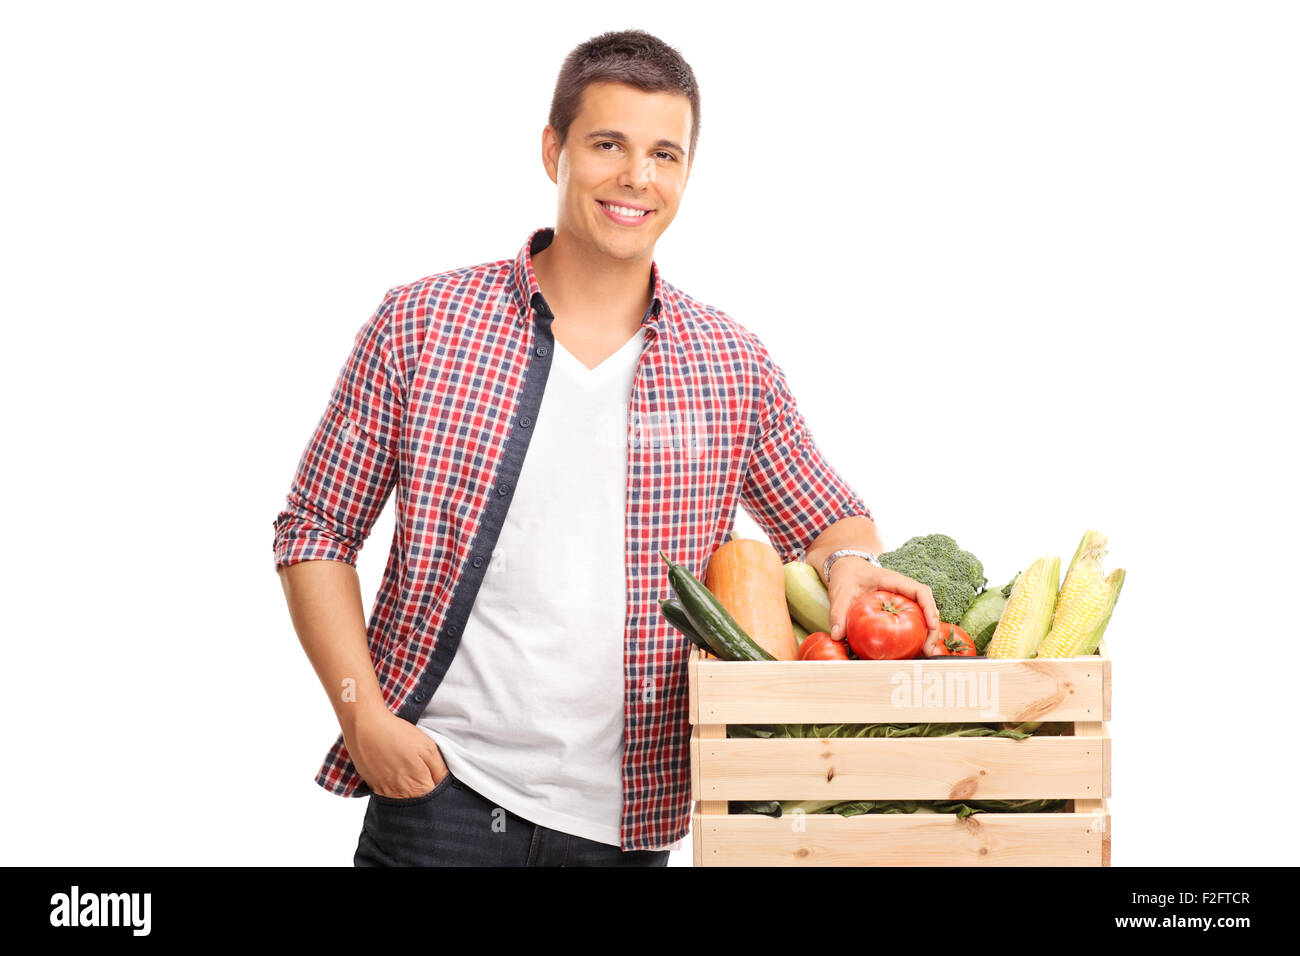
[845,589,928,660]
[798,632,851,661]
[928,623,977,657]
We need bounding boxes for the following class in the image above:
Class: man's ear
[541,125,560,185]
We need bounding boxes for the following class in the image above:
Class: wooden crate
[688,640,1111,866]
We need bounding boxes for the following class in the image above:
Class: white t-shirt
[416,326,646,846]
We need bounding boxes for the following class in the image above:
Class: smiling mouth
[598,200,655,224]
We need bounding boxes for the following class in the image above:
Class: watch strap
[822,548,881,583]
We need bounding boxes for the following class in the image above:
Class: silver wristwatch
[822,548,881,583]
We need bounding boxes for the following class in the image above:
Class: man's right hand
[345,705,449,799]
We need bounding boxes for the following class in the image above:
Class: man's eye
[596,142,675,162]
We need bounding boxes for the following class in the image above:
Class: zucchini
[791,619,810,646]
[784,560,831,634]
[658,550,774,662]
[658,597,714,654]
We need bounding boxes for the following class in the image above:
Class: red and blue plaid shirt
[272,226,871,850]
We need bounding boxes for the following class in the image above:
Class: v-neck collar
[552,328,645,385]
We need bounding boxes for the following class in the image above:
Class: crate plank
[1075,722,1111,798]
[692,725,728,813]
[1075,722,1113,864]
[690,721,727,867]
[1073,797,1111,866]
[692,807,1107,866]
[1093,640,1113,720]
[692,655,1107,723]
[692,733,1108,800]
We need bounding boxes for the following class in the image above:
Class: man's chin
[590,228,657,261]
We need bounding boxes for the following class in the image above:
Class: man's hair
[548,29,701,164]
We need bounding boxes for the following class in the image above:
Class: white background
[2,0,1296,867]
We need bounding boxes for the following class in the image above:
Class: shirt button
[497,484,512,496]
[535,345,548,357]
[519,416,532,428]
[472,556,483,568]
[413,691,427,703]
[447,624,459,636]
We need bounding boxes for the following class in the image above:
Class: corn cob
[1049,531,1108,629]
[1036,532,1125,657]
[985,554,1060,659]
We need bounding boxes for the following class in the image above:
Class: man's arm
[271,290,404,571]
[276,560,389,735]
[736,333,940,649]
[271,291,445,799]
[736,331,875,564]
[278,560,446,798]
[803,515,884,581]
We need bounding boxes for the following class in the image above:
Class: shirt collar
[511,226,666,331]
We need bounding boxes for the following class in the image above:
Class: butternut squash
[703,532,799,660]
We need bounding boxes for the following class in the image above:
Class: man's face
[543,81,693,262]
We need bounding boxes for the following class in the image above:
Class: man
[272,29,940,867]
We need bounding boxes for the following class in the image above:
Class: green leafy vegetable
[959,573,1019,652]
[730,798,1070,818]
[728,723,1041,740]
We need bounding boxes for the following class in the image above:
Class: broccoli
[878,534,987,624]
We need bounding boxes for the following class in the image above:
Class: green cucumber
[658,550,774,662]
[658,597,714,654]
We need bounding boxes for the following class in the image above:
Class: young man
[272,29,940,867]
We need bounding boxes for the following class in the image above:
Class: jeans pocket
[369,769,457,807]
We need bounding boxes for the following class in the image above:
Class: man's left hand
[826,560,943,655]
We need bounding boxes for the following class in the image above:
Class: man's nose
[618,152,657,187]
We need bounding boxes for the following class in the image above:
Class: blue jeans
[353,770,670,867]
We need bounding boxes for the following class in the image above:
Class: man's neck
[531,228,654,336]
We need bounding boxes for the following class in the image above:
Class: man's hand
[826,559,942,654]
[345,705,449,799]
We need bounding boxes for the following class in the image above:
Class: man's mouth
[598,200,655,225]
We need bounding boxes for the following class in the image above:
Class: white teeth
[603,202,648,218]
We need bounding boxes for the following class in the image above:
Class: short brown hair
[548,29,701,164]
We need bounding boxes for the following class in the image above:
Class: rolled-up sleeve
[271,289,404,572]
[738,332,873,564]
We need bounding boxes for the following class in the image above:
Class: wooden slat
[692,656,1106,723]
[1102,657,1112,721]
[1073,797,1111,867]
[687,647,699,725]
[693,733,1107,800]
[1075,721,1112,799]
[688,649,721,868]
[692,723,728,868]
[693,809,1106,866]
